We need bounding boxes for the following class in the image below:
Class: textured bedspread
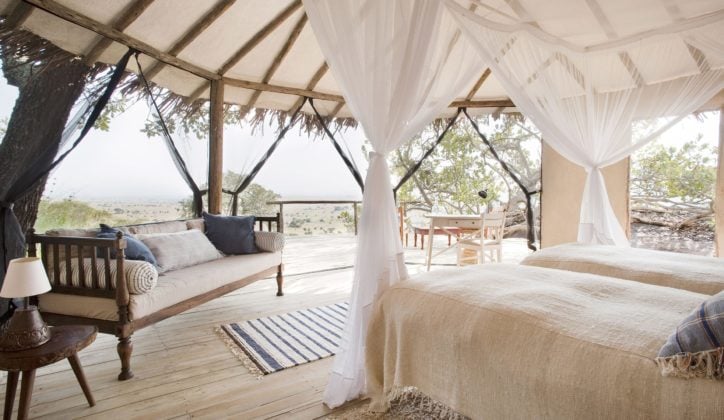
[521,243,724,295]
[366,264,724,419]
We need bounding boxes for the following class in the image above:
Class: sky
[0,76,368,202]
[0,75,720,203]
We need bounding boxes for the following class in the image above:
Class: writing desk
[423,214,481,271]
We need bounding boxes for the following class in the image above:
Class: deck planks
[0,235,531,419]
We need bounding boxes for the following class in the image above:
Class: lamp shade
[0,257,52,298]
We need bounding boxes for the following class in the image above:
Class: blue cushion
[202,212,257,255]
[97,224,157,265]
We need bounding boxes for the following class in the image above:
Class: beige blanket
[366,264,724,419]
[521,243,724,295]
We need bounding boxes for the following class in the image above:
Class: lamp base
[0,306,50,351]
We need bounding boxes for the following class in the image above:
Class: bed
[521,243,724,295]
[366,264,724,419]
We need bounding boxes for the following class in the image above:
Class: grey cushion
[656,290,724,379]
[138,230,222,273]
[202,212,257,255]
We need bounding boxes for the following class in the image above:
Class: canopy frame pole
[135,52,204,217]
[208,79,224,214]
[308,98,365,192]
[231,98,307,215]
[393,108,462,199]
[462,108,539,251]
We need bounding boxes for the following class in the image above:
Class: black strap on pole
[1,48,134,319]
[393,108,462,198]
[308,98,365,192]
[462,108,539,251]
[232,97,307,211]
[135,53,203,217]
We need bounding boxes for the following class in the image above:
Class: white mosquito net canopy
[3,0,723,409]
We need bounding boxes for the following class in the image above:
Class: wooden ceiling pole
[83,0,156,65]
[288,62,328,112]
[245,13,307,110]
[143,0,237,81]
[659,1,712,72]
[218,0,301,75]
[3,0,33,29]
[185,0,302,104]
[23,0,219,80]
[465,68,492,101]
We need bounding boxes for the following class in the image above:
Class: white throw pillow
[139,230,222,273]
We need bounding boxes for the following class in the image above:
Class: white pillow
[139,230,222,273]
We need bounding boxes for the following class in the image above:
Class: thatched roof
[1,0,722,126]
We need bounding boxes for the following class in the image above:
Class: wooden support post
[208,79,224,214]
[716,106,724,257]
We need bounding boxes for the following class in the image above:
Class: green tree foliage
[34,199,114,232]
[391,115,541,214]
[632,135,717,209]
[179,170,281,217]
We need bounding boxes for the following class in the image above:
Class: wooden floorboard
[0,235,531,419]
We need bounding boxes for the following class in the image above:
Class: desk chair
[457,211,506,265]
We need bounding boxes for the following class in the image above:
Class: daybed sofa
[26,215,284,380]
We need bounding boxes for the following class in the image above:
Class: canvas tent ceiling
[2,0,721,121]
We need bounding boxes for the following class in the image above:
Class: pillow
[254,231,285,253]
[656,291,724,379]
[50,258,157,295]
[202,212,257,255]
[139,229,222,273]
[97,224,157,266]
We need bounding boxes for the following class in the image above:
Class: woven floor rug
[218,302,348,375]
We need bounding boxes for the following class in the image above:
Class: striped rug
[218,302,348,375]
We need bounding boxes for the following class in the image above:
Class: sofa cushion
[139,230,222,273]
[97,224,157,265]
[44,228,99,260]
[255,231,285,253]
[202,212,257,255]
[126,220,188,235]
[186,218,205,231]
[38,252,282,321]
[49,258,158,295]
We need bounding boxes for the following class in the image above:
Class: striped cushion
[49,258,158,295]
[254,231,285,253]
[656,291,724,379]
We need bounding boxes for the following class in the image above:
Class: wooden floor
[1,235,532,419]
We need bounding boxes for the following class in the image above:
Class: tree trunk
[0,43,90,234]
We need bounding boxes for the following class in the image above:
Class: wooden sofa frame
[26,214,283,381]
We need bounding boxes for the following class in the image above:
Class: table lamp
[0,257,52,351]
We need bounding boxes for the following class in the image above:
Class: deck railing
[266,200,361,235]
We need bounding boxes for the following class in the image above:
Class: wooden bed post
[716,106,724,257]
[208,79,224,214]
[114,232,134,380]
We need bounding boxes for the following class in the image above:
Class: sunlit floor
[0,235,532,419]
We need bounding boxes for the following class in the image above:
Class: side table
[0,325,97,420]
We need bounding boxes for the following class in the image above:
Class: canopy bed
[366,264,724,419]
[522,243,724,295]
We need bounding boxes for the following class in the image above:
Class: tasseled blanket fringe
[655,347,724,379]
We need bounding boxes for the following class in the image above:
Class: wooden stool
[0,325,97,420]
